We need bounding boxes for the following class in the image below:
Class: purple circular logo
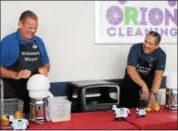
[106,6,123,25]
[118,0,127,5]
[148,8,164,26]
[117,0,177,7]
[168,0,177,7]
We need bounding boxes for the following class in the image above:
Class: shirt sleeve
[156,52,166,71]
[0,38,10,66]
[38,38,50,65]
[127,45,138,66]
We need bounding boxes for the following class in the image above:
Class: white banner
[95,1,177,44]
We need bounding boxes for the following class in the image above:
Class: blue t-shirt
[0,30,49,67]
[127,43,166,71]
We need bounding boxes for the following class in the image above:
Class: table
[127,106,177,130]
[29,110,138,130]
[28,106,177,130]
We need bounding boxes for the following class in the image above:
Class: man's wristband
[150,90,157,96]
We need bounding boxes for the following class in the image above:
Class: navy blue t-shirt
[0,30,49,67]
[127,43,166,71]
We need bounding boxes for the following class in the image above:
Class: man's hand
[148,92,157,109]
[140,85,149,100]
[127,66,149,100]
[13,70,31,79]
[38,68,48,76]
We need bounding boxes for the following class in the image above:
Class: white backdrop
[1,1,177,82]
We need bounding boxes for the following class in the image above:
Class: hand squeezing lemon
[145,104,160,112]
[38,68,47,75]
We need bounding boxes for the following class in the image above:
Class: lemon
[1,115,8,120]
[1,115,9,127]
[38,68,46,74]
[154,104,160,111]
[145,105,152,112]
[15,111,23,119]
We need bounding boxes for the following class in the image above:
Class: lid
[27,74,50,91]
[29,90,51,99]
[166,72,177,89]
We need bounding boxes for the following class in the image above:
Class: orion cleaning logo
[106,0,177,37]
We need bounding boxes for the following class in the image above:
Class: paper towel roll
[166,72,177,89]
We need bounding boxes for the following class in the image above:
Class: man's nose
[30,29,36,33]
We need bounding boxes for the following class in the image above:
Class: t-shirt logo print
[32,44,38,49]
[149,63,152,67]
[149,58,154,67]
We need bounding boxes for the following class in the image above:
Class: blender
[165,72,177,110]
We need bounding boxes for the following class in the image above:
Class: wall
[1,1,177,95]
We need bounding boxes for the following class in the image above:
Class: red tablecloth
[28,107,177,130]
[29,110,139,130]
[127,106,177,130]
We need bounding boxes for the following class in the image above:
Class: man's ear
[155,44,159,49]
[18,21,23,29]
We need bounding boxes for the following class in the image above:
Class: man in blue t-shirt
[119,31,166,109]
[0,10,50,114]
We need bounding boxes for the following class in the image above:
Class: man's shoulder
[132,43,142,48]
[156,47,166,56]
[35,35,45,45]
[35,35,43,42]
[1,31,17,42]
[130,43,142,51]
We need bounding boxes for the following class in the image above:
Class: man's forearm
[0,66,18,79]
[41,64,50,72]
[127,66,147,88]
[151,71,164,93]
